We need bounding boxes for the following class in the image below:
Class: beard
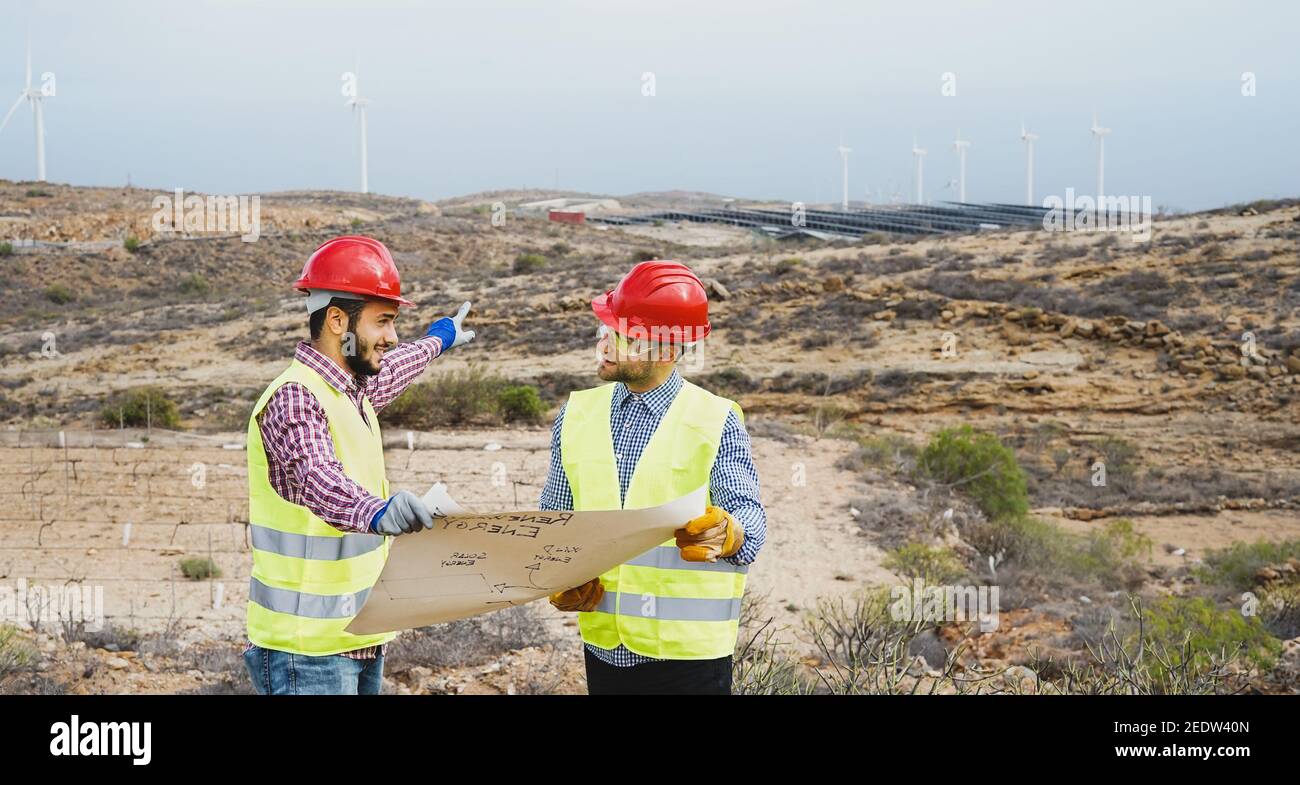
[344,327,384,378]
[597,357,655,385]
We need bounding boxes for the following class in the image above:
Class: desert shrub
[0,241,12,257]
[1070,519,1153,589]
[179,557,221,580]
[884,543,967,584]
[0,625,36,680]
[382,366,506,428]
[1196,539,1300,591]
[774,257,803,276]
[178,273,210,295]
[44,284,75,304]
[99,386,181,429]
[734,593,814,695]
[630,249,658,263]
[63,621,142,651]
[916,426,1028,522]
[1138,596,1281,681]
[1259,584,1300,640]
[512,253,547,274]
[838,433,919,476]
[694,367,759,397]
[868,369,923,401]
[386,605,553,669]
[968,515,1150,590]
[496,385,545,423]
[124,235,140,252]
[1089,436,1140,480]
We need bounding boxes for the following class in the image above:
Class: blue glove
[426,301,475,352]
[369,491,434,536]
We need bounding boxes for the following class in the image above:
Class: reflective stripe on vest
[245,359,397,656]
[624,545,748,574]
[594,591,743,622]
[250,524,386,561]
[249,577,372,619]
[562,379,747,660]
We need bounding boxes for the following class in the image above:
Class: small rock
[106,657,130,670]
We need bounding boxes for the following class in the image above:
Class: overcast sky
[1,0,1296,210]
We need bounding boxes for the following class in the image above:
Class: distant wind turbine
[837,134,851,211]
[952,130,971,202]
[1020,119,1038,206]
[911,136,927,204]
[1090,111,1111,199]
[345,66,371,194]
[0,35,52,182]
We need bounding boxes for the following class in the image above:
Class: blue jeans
[243,645,385,695]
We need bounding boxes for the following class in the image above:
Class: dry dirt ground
[1,181,1298,693]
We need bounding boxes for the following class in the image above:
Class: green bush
[124,235,140,252]
[968,515,1151,589]
[44,284,75,304]
[1139,596,1281,680]
[0,241,13,257]
[99,386,181,429]
[917,426,1029,522]
[1071,519,1153,588]
[1196,539,1300,591]
[513,253,547,275]
[497,385,545,424]
[178,273,210,296]
[884,543,967,584]
[382,366,506,428]
[1090,436,1140,480]
[842,434,919,475]
[774,257,803,276]
[0,625,36,680]
[179,557,221,580]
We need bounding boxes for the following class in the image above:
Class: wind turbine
[952,130,971,202]
[1020,119,1038,206]
[911,136,927,204]
[345,66,370,194]
[1090,111,1111,199]
[0,35,52,182]
[836,134,851,211]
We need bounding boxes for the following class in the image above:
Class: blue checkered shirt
[539,370,766,667]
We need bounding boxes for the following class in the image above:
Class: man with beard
[242,236,475,695]
[540,260,767,694]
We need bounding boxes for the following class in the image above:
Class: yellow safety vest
[562,380,747,660]
[245,359,397,656]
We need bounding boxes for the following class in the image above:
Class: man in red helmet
[242,236,476,695]
[540,260,767,694]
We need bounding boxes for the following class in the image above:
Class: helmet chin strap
[305,288,366,314]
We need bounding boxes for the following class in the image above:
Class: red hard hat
[293,235,415,307]
[591,260,711,343]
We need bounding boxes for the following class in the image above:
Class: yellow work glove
[549,577,604,612]
[675,506,744,563]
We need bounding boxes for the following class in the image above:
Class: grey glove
[371,491,434,536]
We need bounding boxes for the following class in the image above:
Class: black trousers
[583,649,732,695]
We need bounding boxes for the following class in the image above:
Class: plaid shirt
[247,336,443,659]
[539,370,766,667]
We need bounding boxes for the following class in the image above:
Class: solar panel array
[589,201,1051,239]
